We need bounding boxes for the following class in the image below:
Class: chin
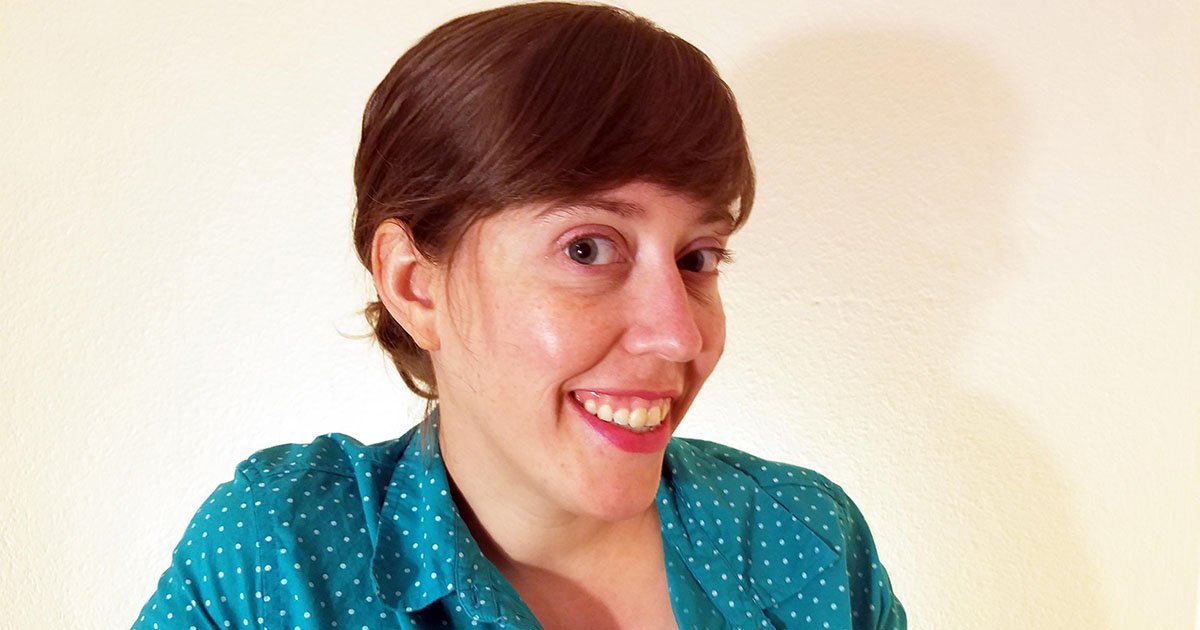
[573,467,662,522]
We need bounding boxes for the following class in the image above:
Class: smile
[571,391,672,433]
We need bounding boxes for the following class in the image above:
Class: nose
[620,260,705,363]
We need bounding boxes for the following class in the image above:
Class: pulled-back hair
[352,1,755,400]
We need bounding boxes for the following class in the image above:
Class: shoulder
[234,430,412,486]
[166,431,413,536]
[162,429,420,557]
[219,429,423,548]
[134,429,421,628]
[666,436,860,531]
[664,436,907,628]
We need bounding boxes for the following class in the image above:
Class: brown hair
[352,1,755,403]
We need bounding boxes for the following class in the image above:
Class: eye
[565,236,620,265]
[677,248,732,274]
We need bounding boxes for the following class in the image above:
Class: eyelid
[679,246,734,274]
[706,247,734,263]
[560,230,628,266]
[557,225,624,248]
[554,226,730,271]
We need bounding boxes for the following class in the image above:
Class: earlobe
[371,219,441,351]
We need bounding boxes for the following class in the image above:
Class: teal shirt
[134,417,905,629]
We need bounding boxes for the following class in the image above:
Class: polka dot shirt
[134,415,905,629]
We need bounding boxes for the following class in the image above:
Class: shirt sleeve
[832,484,907,630]
[132,469,262,629]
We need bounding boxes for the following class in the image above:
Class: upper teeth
[573,391,671,432]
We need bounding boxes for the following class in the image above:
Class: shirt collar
[370,414,840,628]
[370,410,537,626]
[658,438,841,625]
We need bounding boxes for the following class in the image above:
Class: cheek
[478,281,618,381]
[522,304,571,363]
[518,297,615,365]
[697,298,728,373]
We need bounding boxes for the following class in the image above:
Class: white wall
[2,1,1196,628]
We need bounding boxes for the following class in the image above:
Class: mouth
[570,390,673,433]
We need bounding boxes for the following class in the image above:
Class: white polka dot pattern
[660,438,906,629]
[133,417,904,629]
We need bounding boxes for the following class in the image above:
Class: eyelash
[563,234,733,274]
[679,247,735,274]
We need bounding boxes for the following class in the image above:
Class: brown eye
[677,248,727,273]
[565,237,618,265]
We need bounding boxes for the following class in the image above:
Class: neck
[436,405,657,573]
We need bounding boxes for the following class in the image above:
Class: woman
[135,3,904,628]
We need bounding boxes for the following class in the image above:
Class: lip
[569,388,681,400]
[567,393,674,454]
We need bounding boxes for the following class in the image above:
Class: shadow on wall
[727,30,1110,628]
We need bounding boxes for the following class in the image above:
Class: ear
[371,219,441,351]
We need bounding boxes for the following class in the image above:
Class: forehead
[533,188,736,234]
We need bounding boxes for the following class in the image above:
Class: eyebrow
[537,196,736,233]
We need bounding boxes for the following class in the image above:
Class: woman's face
[431,181,731,522]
